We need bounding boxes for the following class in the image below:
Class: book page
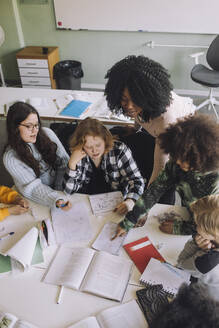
[5,227,39,270]
[92,222,127,255]
[97,300,148,328]
[81,251,132,302]
[67,316,100,328]
[51,202,92,244]
[43,247,95,290]
[89,191,123,215]
[140,258,190,295]
[0,212,35,255]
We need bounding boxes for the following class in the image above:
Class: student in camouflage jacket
[113,114,219,237]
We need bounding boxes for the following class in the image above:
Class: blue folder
[60,100,92,118]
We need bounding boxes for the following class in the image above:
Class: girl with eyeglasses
[3,102,71,210]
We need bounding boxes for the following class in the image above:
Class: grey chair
[191,35,219,119]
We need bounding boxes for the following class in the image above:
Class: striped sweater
[3,127,69,207]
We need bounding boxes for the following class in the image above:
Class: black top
[79,158,113,195]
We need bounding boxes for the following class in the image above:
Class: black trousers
[110,127,175,205]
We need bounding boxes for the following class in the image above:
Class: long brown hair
[4,102,61,177]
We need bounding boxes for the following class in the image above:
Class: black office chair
[190,35,219,119]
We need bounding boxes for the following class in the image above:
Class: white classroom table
[0,87,133,126]
[0,192,190,328]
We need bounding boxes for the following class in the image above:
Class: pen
[0,232,15,241]
[56,286,64,304]
[60,202,68,208]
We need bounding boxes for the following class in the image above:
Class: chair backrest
[207,35,219,71]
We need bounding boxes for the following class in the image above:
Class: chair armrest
[189,52,205,65]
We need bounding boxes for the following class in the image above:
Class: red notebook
[123,236,165,273]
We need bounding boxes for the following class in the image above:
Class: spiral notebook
[140,258,190,296]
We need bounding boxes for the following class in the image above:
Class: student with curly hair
[112,114,219,237]
[3,102,71,209]
[63,117,144,215]
[150,283,219,328]
[177,195,219,301]
[105,55,195,204]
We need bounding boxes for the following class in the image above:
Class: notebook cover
[60,100,91,118]
[123,236,165,273]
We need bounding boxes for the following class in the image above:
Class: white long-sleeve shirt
[3,127,69,207]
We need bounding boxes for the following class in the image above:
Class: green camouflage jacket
[121,160,219,232]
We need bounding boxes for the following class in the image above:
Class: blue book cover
[60,100,92,118]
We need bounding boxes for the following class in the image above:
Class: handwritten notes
[51,202,93,244]
[89,191,123,215]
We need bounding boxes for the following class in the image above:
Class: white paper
[43,247,95,290]
[89,191,123,215]
[51,202,92,244]
[92,222,127,255]
[67,317,100,328]
[5,227,38,270]
[97,300,148,328]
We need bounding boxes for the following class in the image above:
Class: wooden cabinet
[16,46,59,89]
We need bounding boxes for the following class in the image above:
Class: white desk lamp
[0,26,6,87]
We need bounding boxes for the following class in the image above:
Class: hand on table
[111,225,127,240]
[8,205,29,216]
[14,195,29,209]
[56,199,72,211]
[133,215,148,228]
[114,199,135,215]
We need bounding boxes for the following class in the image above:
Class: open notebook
[140,258,190,297]
[0,227,44,273]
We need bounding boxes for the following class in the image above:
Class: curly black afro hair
[150,283,219,328]
[104,55,173,122]
[158,114,219,173]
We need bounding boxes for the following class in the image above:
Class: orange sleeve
[0,186,18,204]
[0,208,10,221]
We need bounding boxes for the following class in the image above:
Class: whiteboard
[53,0,219,33]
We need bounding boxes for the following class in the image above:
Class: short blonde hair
[190,195,219,237]
[69,117,115,153]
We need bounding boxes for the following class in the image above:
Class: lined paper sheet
[51,202,93,244]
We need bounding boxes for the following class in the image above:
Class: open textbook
[67,300,148,328]
[43,246,132,302]
[89,191,123,215]
[0,309,38,328]
[51,202,92,244]
[0,227,44,273]
[140,258,190,296]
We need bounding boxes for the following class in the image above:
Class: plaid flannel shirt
[63,141,145,201]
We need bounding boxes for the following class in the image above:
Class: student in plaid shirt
[63,118,145,215]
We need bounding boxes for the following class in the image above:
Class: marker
[41,221,48,243]
[56,286,64,304]
[0,232,15,241]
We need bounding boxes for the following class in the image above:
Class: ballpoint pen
[0,232,15,241]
